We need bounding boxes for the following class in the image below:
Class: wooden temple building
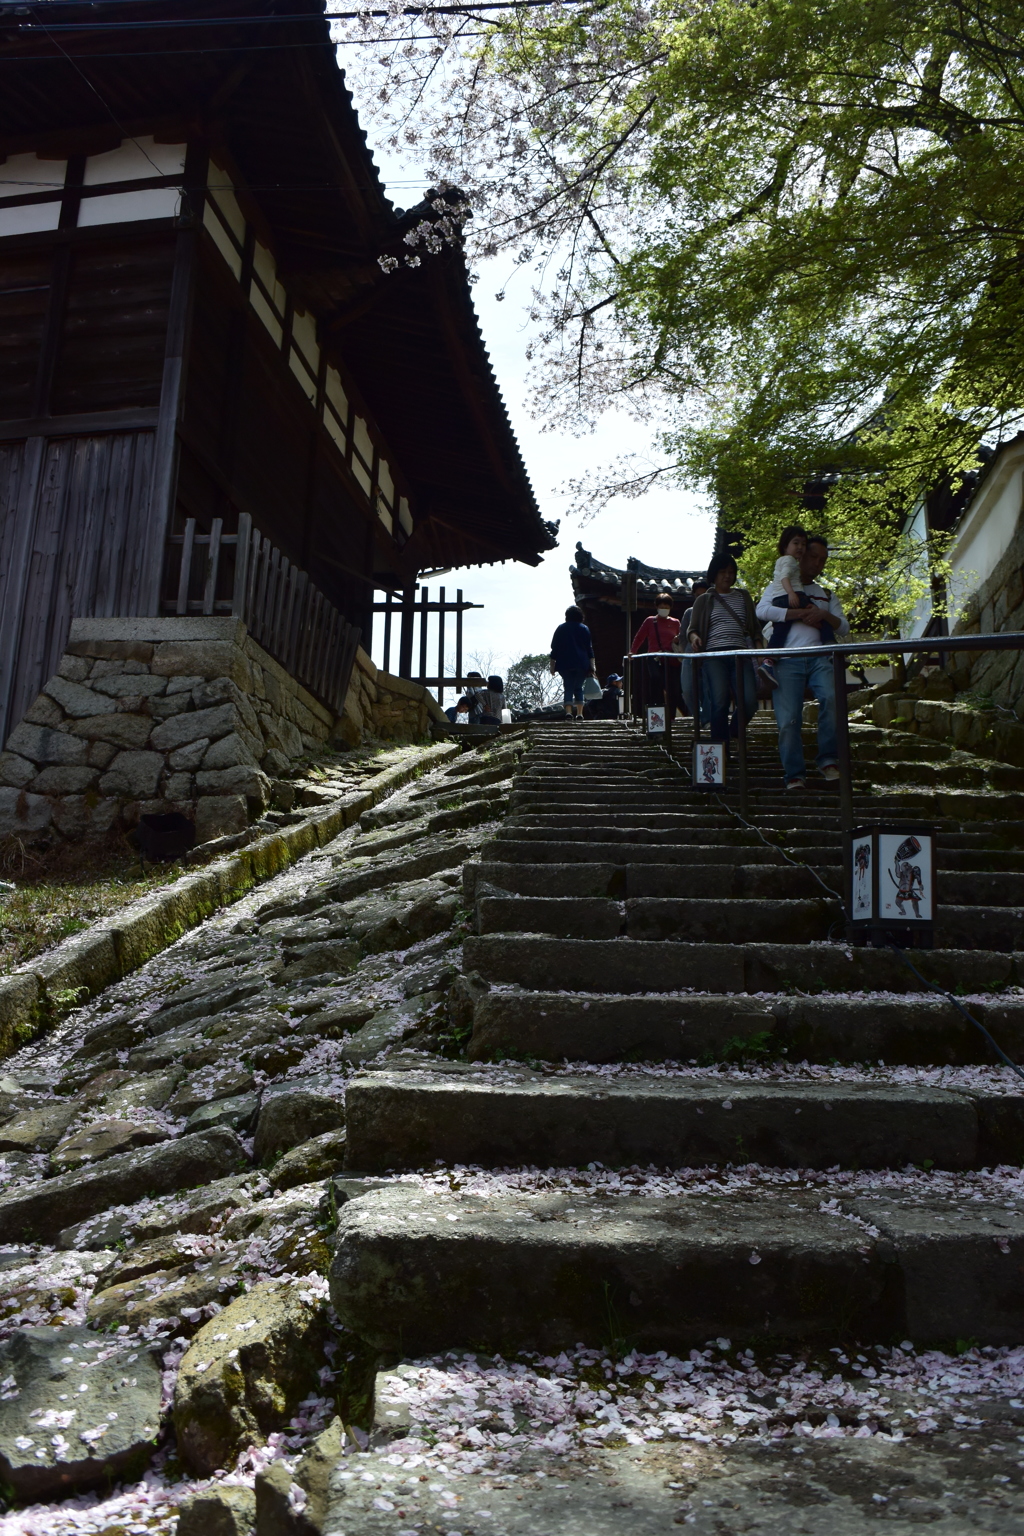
[0,0,555,748]
[570,542,705,679]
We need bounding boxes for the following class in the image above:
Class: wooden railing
[163,513,361,716]
[372,585,483,706]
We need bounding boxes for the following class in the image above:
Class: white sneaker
[821,765,840,781]
[786,777,807,791]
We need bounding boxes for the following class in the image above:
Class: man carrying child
[755,532,849,792]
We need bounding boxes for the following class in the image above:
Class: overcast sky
[364,155,717,683]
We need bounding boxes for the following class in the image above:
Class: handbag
[709,591,776,699]
[582,675,603,701]
[754,663,778,700]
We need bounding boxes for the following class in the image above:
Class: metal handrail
[622,630,1024,837]
[623,632,1024,661]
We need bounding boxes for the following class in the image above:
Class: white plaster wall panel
[291,309,318,371]
[203,197,243,278]
[205,163,246,248]
[0,153,66,190]
[84,137,186,183]
[325,368,348,422]
[79,186,181,227]
[0,202,61,236]
[253,242,286,314]
[378,460,395,513]
[324,407,347,456]
[289,347,317,404]
[948,445,1024,621]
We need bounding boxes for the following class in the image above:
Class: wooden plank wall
[175,245,376,634]
[0,430,156,745]
[0,225,175,748]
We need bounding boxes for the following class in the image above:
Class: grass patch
[0,832,187,976]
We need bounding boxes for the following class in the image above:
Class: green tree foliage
[345,0,1024,621]
[504,653,562,711]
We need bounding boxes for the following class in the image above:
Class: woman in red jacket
[630,591,682,719]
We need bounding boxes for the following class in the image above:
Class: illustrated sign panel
[851,834,873,920]
[647,706,666,733]
[878,831,933,922]
[693,741,726,787]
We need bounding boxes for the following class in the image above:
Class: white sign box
[693,741,726,788]
[848,825,935,933]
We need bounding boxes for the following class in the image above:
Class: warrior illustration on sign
[889,834,924,918]
[701,748,718,785]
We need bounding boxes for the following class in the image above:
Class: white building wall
[947,442,1024,628]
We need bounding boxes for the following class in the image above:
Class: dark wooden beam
[0,407,160,442]
[0,114,199,162]
[140,141,207,616]
[29,155,83,417]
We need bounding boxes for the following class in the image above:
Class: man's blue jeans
[772,647,838,782]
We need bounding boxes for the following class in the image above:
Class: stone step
[520,762,1016,789]
[466,860,1024,907]
[462,933,1024,995]
[475,894,1024,948]
[477,894,627,939]
[480,838,1024,871]
[329,1182,1024,1353]
[502,812,1024,839]
[483,837,772,863]
[508,792,708,810]
[624,898,1023,951]
[466,987,1024,1066]
[344,1071,1023,1172]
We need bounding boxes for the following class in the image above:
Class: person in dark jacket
[549,605,597,721]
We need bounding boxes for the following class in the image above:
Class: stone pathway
[0,737,520,1530]
[2,719,1024,1533]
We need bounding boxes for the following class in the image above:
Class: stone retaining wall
[0,618,446,844]
[869,688,1024,767]
[338,647,446,747]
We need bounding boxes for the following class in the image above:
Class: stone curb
[0,740,459,1058]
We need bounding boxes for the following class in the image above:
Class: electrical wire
[687,760,1024,1085]
[1,0,584,26]
[886,946,1024,1088]
[712,791,844,904]
[0,37,485,57]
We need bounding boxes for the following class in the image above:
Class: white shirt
[755,579,849,648]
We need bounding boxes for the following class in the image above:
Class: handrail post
[832,647,854,836]
[664,657,672,753]
[832,647,854,933]
[735,654,748,816]
[691,655,702,783]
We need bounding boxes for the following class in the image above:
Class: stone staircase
[330,716,1024,1359]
